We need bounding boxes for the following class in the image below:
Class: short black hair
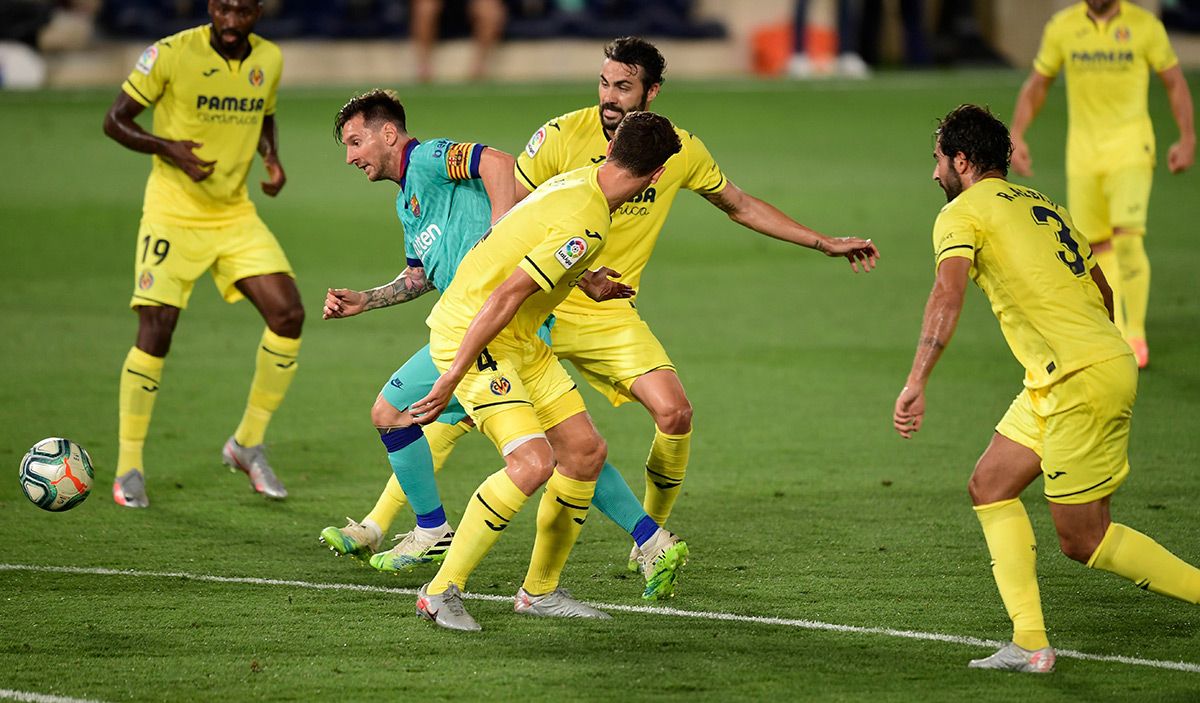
[935,104,1011,177]
[608,111,681,177]
[334,89,407,142]
[603,36,666,87]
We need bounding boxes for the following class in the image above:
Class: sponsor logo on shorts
[489,377,511,396]
[525,127,547,158]
[249,66,265,87]
[554,236,588,269]
[135,45,158,75]
[138,269,155,290]
[410,195,421,217]
[389,378,404,389]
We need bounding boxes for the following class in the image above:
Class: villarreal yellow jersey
[122,25,282,227]
[933,178,1131,388]
[427,165,612,348]
[1033,1,1178,172]
[516,106,726,315]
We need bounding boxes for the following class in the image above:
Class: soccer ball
[19,438,94,511]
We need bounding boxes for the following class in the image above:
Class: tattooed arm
[322,266,436,320]
[702,181,878,272]
[893,256,971,438]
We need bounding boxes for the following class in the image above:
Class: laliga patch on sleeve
[554,236,588,269]
[525,127,547,158]
[135,45,159,75]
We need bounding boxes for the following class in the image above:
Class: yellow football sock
[644,428,690,525]
[364,473,409,532]
[974,498,1049,650]
[117,347,164,478]
[1113,235,1150,340]
[1087,523,1200,603]
[1093,245,1124,333]
[426,419,470,472]
[429,469,528,594]
[234,329,300,448]
[523,469,597,595]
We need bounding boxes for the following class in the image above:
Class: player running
[1011,0,1195,368]
[486,36,879,574]
[104,0,302,507]
[411,111,683,631]
[318,91,678,598]
[895,104,1200,673]
[318,88,519,568]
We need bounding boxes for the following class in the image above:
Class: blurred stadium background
[2,0,1200,88]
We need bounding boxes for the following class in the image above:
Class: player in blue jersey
[318,89,518,567]
[318,90,667,585]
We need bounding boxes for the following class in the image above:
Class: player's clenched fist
[323,288,367,319]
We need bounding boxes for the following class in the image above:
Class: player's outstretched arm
[322,267,434,319]
[1158,65,1196,174]
[477,147,518,224]
[894,256,970,439]
[1010,71,1054,178]
[259,114,286,196]
[410,270,540,424]
[103,92,215,182]
[701,181,879,272]
[577,267,634,302]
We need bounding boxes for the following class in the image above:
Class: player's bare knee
[506,441,556,484]
[135,306,179,357]
[266,304,305,339]
[371,395,411,429]
[653,401,692,435]
[1057,532,1101,564]
[578,434,607,477]
[966,462,1002,505]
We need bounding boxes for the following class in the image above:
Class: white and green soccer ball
[19,438,94,511]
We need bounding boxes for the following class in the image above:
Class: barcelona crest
[410,194,421,217]
[249,66,265,87]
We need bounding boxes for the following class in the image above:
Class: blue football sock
[631,514,659,547]
[380,425,443,519]
[593,461,653,536]
[416,505,447,530]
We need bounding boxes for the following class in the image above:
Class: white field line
[2,563,1198,674]
[0,689,106,703]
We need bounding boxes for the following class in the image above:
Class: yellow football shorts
[1067,165,1153,245]
[996,354,1138,505]
[551,307,675,407]
[429,333,587,454]
[129,216,294,309]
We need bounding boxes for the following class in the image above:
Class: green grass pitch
[1,70,1198,701]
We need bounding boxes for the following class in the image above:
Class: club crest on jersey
[1114,26,1131,43]
[555,236,588,269]
[525,127,547,158]
[409,195,421,217]
[138,269,155,290]
[248,66,265,87]
[489,376,512,396]
[135,45,158,75]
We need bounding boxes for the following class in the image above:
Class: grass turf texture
[1,70,1198,701]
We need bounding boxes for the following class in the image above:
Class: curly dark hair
[334,89,407,142]
[608,111,682,177]
[603,36,666,87]
[935,104,1011,177]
